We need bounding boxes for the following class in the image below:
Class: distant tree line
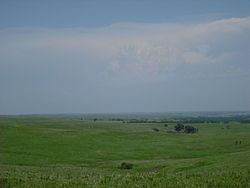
[120,119,225,124]
[106,115,250,124]
[240,119,250,123]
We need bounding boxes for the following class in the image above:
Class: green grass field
[1,117,250,187]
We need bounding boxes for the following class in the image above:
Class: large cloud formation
[0,17,250,113]
[1,17,250,81]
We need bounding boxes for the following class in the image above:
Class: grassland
[0,116,250,187]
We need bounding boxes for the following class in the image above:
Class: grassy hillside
[0,117,250,187]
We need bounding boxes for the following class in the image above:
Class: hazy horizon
[1,0,250,114]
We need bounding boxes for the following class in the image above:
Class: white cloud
[0,17,250,83]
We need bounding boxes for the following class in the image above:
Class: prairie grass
[0,117,250,187]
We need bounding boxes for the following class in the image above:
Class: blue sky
[0,0,250,114]
[1,0,250,28]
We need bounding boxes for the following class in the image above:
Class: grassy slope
[0,117,250,187]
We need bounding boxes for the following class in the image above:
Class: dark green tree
[184,125,197,133]
[174,123,184,132]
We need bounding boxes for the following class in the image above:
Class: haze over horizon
[1,0,250,114]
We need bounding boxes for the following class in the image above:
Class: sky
[0,0,250,114]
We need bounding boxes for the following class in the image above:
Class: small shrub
[153,128,159,132]
[164,124,168,127]
[119,162,134,170]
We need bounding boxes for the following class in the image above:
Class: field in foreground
[0,117,250,187]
